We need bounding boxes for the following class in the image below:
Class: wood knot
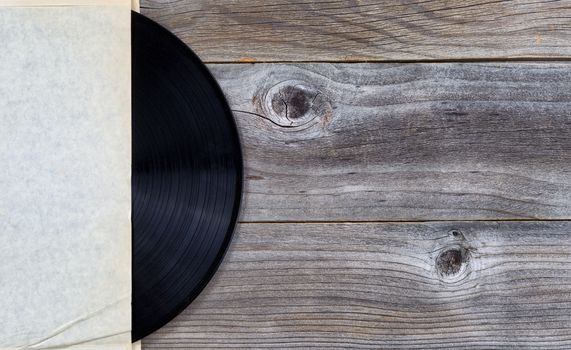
[449,229,466,240]
[258,80,331,128]
[435,246,470,279]
[271,85,311,120]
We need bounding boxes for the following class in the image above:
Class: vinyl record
[131,12,243,341]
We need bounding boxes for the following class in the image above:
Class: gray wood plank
[140,0,571,62]
[143,221,571,349]
[208,63,571,221]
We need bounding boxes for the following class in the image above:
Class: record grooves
[131,12,243,341]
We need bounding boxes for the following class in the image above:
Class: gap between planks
[204,57,571,64]
[238,219,571,224]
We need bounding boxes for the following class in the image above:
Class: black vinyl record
[131,12,243,341]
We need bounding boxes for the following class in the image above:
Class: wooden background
[140,1,571,349]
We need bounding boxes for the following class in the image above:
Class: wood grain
[208,63,571,222]
[140,0,571,62]
[135,5,571,346]
[143,221,571,349]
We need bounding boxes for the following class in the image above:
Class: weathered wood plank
[140,0,571,62]
[208,63,571,221]
[143,221,571,349]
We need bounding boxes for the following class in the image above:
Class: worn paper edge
[0,346,135,350]
[0,0,129,6]
[0,3,132,349]
[0,2,136,348]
